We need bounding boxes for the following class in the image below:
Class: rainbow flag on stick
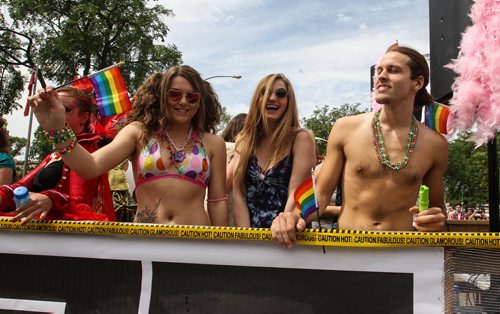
[423,101,450,134]
[88,63,132,118]
[294,176,319,221]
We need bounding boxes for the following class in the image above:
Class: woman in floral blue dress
[232,74,316,228]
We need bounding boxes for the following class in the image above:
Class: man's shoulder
[329,112,371,146]
[335,112,371,128]
[418,123,449,148]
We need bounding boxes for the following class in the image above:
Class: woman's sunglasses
[260,87,288,99]
[167,89,201,104]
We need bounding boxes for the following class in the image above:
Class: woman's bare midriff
[134,178,209,225]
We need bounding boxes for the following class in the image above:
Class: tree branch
[0,27,35,68]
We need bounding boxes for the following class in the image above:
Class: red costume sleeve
[0,155,52,212]
[1,132,116,221]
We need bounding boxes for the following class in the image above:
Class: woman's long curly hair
[234,73,300,187]
[127,66,222,142]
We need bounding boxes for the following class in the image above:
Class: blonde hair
[235,73,300,185]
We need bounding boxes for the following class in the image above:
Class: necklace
[165,127,193,163]
[257,161,268,181]
[371,109,418,170]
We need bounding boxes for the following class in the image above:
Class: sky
[6,0,430,140]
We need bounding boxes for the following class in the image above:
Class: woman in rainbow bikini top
[28,66,228,226]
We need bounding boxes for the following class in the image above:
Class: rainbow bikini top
[136,131,211,189]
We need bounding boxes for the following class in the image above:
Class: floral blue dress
[245,153,293,228]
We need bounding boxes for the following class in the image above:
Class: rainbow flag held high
[89,64,132,118]
[294,176,319,220]
[423,101,451,134]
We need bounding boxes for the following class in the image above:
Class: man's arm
[411,135,448,231]
[283,130,316,213]
[271,118,348,247]
[315,119,346,216]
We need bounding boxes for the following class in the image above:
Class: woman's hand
[11,192,53,225]
[271,211,306,248]
[28,87,66,131]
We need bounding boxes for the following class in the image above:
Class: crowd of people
[1,45,458,244]
[447,204,489,221]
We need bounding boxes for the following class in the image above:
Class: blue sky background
[7,0,430,138]
[164,0,430,118]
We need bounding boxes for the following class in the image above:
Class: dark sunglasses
[260,87,288,99]
[167,89,201,104]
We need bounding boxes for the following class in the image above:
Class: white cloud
[337,14,352,23]
[6,0,430,139]
[170,0,430,118]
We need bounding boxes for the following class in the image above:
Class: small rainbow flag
[89,64,132,118]
[294,176,319,220]
[423,101,450,134]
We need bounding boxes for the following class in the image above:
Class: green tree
[445,132,498,206]
[2,0,182,91]
[217,106,232,134]
[8,135,26,156]
[0,12,26,114]
[301,103,367,155]
[0,65,24,115]
[28,126,51,163]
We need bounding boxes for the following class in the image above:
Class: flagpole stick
[36,68,81,90]
[315,209,325,254]
[86,62,124,78]
[38,62,125,91]
[36,68,46,89]
[56,62,124,89]
[53,76,87,90]
[23,72,37,176]
[310,168,326,254]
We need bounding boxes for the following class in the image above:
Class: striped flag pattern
[424,102,451,134]
[89,65,132,118]
[294,176,319,220]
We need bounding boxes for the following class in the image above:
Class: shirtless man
[271,46,448,247]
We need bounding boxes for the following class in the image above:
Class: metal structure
[205,75,242,80]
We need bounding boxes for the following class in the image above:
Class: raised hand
[28,87,66,131]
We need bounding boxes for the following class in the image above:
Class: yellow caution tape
[1,218,499,248]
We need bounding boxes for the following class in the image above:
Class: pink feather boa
[447,0,500,145]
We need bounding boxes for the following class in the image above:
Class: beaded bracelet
[207,195,228,203]
[54,137,77,155]
[43,124,76,145]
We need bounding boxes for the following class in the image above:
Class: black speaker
[429,0,473,102]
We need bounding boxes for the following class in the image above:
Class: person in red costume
[0,85,116,224]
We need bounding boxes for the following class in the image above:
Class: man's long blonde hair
[234,73,300,186]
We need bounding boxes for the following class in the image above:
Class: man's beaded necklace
[371,109,418,170]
